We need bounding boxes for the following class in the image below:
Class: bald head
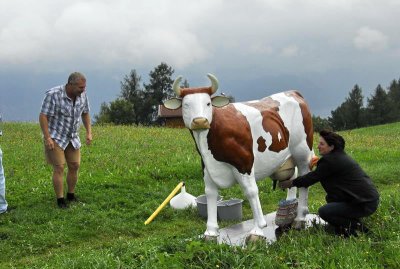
[66,72,87,98]
[67,72,86,85]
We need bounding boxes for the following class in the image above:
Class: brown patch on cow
[207,105,254,175]
[257,136,267,152]
[246,98,290,153]
[246,98,280,112]
[285,90,313,150]
[180,87,213,97]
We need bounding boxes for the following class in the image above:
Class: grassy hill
[0,122,399,268]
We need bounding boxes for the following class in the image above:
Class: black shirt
[292,151,379,204]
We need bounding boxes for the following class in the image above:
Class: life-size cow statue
[164,74,314,241]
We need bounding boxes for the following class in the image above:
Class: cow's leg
[294,187,309,229]
[286,186,297,200]
[236,173,266,237]
[290,144,313,229]
[292,158,311,229]
[286,167,298,200]
[203,171,220,239]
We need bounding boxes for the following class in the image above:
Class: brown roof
[158,105,182,118]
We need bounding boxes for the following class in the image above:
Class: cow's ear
[211,96,230,107]
[164,98,182,109]
[164,98,182,110]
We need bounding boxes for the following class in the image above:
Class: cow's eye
[207,102,211,106]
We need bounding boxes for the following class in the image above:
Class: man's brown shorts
[45,141,80,166]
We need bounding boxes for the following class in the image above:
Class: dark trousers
[318,199,379,229]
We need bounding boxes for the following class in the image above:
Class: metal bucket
[196,194,223,219]
[217,199,243,221]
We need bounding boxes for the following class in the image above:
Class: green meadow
[0,122,399,268]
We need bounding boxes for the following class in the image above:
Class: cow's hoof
[245,234,266,244]
[203,235,218,242]
[292,220,306,230]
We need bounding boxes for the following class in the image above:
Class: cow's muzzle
[191,117,210,130]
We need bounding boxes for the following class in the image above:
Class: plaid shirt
[40,85,90,150]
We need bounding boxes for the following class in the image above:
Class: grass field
[0,122,399,268]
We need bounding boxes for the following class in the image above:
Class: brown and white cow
[164,74,314,240]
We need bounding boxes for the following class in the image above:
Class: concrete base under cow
[217,212,325,246]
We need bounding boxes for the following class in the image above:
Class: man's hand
[309,156,319,170]
[278,179,293,190]
[86,132,92,145]
[45,137,55,150]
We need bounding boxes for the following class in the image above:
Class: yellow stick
[144,181,184,225]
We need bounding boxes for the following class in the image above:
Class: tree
[143,62,175,123]
[119,69,147,125]
[94,99,135,125]
[94,102,111,124]
[387,78,400,122]
[120,70,142,103]
[328,85,366,131]
[323,76,400,130]
[328,102,348,131]
[345,84,365,128]
[312,115,332,132]
[182,79,190,88]
[94,65,175,125]
[108,98,135,124]
[94,70,145,125]
[366,84,391,125]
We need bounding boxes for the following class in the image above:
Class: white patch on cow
[192,130,237,189]
[232,102,291,180]
[182,93,213,129]
[278,131,282,142]
[269,92,308,150]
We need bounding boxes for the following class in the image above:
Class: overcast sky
[0,0,399,121]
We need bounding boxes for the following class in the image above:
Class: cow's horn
[172,76,183,96]
[207,73,219,94]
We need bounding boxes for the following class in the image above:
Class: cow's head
[164,74,230,130]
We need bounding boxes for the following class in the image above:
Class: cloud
[0,0,213,70]
[0,0,397,72]
[0,13,51,65]
[249,43,274,54]
[353,27,388,52]
[280,45,299,57]
[1,0,400,121]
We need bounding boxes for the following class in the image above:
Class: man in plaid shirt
[39,72,92,208]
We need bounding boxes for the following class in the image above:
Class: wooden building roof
[158,105,182,118]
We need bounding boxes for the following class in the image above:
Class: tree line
[95,64,399,131]
[313,77,400,131]
[95,62,177,125]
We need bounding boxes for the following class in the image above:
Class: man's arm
[39,113,54,150]
[82,112,92,145]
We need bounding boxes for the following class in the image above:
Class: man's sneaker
[57,198,68,209]
[67,193,77,202]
